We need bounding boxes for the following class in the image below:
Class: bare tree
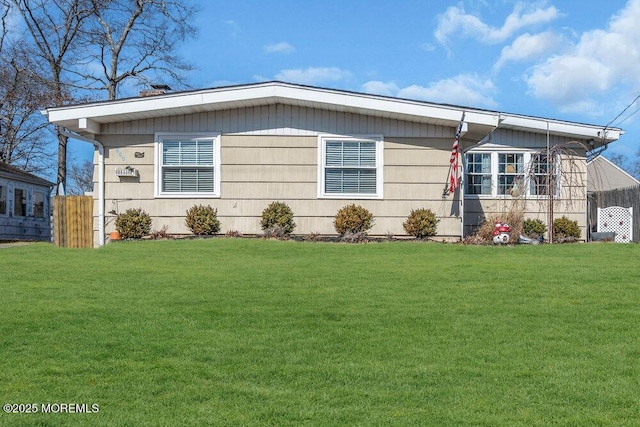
[0,47,56,173]
[11,0,93,193]
[0,0,9,52]
[67,159,94,194]
[81,0,197,99]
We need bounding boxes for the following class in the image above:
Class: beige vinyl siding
[96,131,463,242]
[91,106,593,245]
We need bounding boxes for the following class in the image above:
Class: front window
[14,188,26,216]
[530,153,551,196]
[156,134,221,197]
[0,185,6,215]
[498,153,524,196]
[465,153,492,195]
[319,135,383,198]
[465,151,558,198]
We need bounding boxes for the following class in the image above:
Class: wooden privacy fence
[588,184,640,243]
[53,196,93,248]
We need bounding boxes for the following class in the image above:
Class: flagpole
[447,111,466,240]
[460,152,465,240]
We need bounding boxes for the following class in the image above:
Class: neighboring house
[43,82,622,246]
[587,155,639,192]
[0,162,54,241]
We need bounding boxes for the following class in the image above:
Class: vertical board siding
[105,104,454,138]
[485,128,582,148]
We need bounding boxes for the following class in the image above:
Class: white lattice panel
[598,206,633,243]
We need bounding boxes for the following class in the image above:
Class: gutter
[58,129,105,247]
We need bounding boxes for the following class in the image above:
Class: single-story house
[587,155,639,192]
[0,162,54,241]
[43,82,622,246]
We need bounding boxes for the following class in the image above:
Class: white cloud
[435,3,559,45]
[361,81,400,96]
[274,67,352,85]
[525,0,640,112]
[362,75,497,108]
[223,20,240,37]
[494,31,563,70]
[264,42,295,54]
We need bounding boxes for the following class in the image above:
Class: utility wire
[612,104,640,128]
[604,93,640,131]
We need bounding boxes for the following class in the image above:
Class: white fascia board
[499,115,621,141]
[270,85,500,127]
[46,82,500,129]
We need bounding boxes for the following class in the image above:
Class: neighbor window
[14,188,26,216]
[0,185,6,215]
[465,151,558,198]
[33,191,45,218]
[156,134,221,197]
[319,135,383,198]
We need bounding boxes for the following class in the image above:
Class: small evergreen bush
[553,216,581,239]
[185,205,221,235]
[334,204,374,235]
[523,218,547,239]
[115,208,152,239]
[403,208,439,238]
[260,202,295,235]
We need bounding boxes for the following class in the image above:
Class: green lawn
[1,239,640,426]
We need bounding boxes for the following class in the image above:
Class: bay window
[465,153,492,195]
[497,153,524,196]
[464,151,558,197]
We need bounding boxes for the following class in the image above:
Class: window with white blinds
[156,135,220,197]
[319,136,383,198]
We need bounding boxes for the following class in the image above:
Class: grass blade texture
[1,240,639,426]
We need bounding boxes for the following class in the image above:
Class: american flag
[449,112,466,194]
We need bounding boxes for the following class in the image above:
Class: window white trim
[154,133,221,198]
[464,148,560,199]
[317,134,384,199]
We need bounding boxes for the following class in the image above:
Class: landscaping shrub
[185,205,221,235]
[260,201,295,235]
[225,230,243,238]
[403,208,439,238]
[341,232,369,243]
[334,204,374,235]
[553,216,581,239]
[150,225,171,240]
[115,208,152,239]
[467,209,524,244]
[262,225,290,240]
[523,218,547,239]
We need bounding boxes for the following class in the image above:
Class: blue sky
[73,0,640,168]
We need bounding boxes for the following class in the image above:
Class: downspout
[59,129,105,247]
